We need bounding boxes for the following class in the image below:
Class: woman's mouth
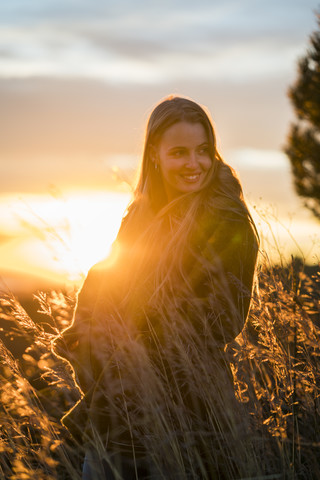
[181,174,201,183]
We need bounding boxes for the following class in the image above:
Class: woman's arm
[187,212,258,345]
[52,266,104,395]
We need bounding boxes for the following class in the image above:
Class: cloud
[228,149,291,172]
[0,0,317,83]
[0,25,309,84]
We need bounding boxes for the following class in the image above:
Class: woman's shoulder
[77,257,113,302]
[191,203,257,257]
[197,203,250,234]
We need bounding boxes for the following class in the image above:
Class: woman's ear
[149,145,159,167]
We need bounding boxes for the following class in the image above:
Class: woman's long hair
[109,95,258,316]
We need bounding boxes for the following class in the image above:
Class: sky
[0,0,320,292]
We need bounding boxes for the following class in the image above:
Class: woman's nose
[185,151,198,168]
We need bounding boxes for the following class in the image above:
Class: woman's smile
[180,173,202,182]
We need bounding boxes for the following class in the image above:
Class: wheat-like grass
[0,257,319,479]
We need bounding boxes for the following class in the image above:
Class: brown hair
[120,95,252,230]
[113,95,258,314]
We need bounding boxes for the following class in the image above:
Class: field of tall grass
[0,251,319,479]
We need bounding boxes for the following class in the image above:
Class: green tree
[285,13,320,219]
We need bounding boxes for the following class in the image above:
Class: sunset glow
[0,191,131,289]
[0,184,319,295]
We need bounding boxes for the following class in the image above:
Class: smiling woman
[53,95,259,480]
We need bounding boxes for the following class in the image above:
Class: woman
[54,95,259,479]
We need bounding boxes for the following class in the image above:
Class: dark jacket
[53,205,258,451]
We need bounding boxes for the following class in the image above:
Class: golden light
[0,191,131,288]
[0,187,319,298]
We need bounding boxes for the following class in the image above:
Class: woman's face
[155,121,213,200]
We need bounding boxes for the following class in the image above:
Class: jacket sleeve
[187,213,258,345]
[52,265,105,395]
[52,237,133,397]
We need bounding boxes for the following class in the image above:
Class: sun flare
[0,191,131,285]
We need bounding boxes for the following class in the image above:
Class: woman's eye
[198,146,209,155]
[170,150,184,157]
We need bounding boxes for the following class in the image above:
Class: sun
[42,191,132,280]
[48,192,129,278]
[0,191,131,286]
